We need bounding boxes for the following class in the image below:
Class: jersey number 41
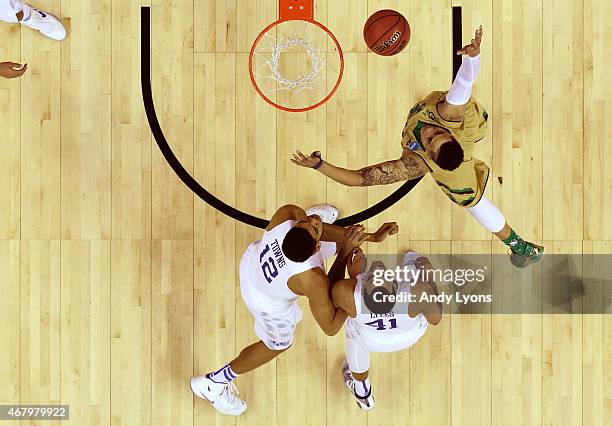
[365,318,398,331]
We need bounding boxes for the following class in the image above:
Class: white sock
[354,377,371,398]
[206,363,238,384]
[20,3,32,21]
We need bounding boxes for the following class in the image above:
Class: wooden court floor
[0,0,611,425]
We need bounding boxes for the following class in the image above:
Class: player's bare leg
[230,341,290,374]
[352,370,369,381]
[191,341,289,416]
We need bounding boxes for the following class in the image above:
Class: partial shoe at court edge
[20,6,66,41]
[306,204,339,224]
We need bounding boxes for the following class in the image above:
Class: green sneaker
[509,243,544,269]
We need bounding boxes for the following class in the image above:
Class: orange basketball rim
[249,0,345,113]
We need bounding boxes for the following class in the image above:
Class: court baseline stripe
[453,7,463,80]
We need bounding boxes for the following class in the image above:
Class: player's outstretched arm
[408,256,443,325]
[327,227,366,281]
[300,240,364,336]
[323,223,399,247]
[321,223,365,245]
[291,151,427,187]
[301,251,352,335]
[364,222,399,242]
[357,156,426,186]
[304,269,349,336]
[331,279,358,316]
[266,204,308,231]
[438,26,483,122]
[409,280,443,325]
[330,247,364,317]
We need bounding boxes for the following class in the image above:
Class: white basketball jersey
[345,272,428,348]
[243,220,336,312]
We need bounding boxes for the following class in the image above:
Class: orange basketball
[364,10,410,56]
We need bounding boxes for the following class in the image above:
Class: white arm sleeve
[446,54,481,105]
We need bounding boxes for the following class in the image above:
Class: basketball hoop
[249,0,344,113]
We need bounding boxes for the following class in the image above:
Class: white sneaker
[306,204,339,224]
[341,359,375,411]
[21,7,67,41]
[190,375,247,416]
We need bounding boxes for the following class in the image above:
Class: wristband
[312,151,324,169]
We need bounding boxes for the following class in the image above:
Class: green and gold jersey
[401,91,490,207]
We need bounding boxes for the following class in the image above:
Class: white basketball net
[261,32,326,93]
[251,20,342,110]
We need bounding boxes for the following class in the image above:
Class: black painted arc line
[141,7,267,229]
[452,7,463,80]
[140,6,423,229]
[334,177,423,227]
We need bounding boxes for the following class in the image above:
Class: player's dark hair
[363,286,397,315]
[282,227,317,263]
[435,139,464,171]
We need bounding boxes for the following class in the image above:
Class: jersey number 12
[259,244,278,284]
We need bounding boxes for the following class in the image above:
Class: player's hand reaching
[457,26,483,57]
[291,150,322,168]
[367,222,399,243]
[0,62,27,79]
[347,247,365,278]
[341,225,368,251]
[414,255,433,271]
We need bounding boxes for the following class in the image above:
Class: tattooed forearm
[359,157,425,186]
[400,157,425,179]
[359,163,405,186]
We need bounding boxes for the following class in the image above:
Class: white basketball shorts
[239,250,303,351]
